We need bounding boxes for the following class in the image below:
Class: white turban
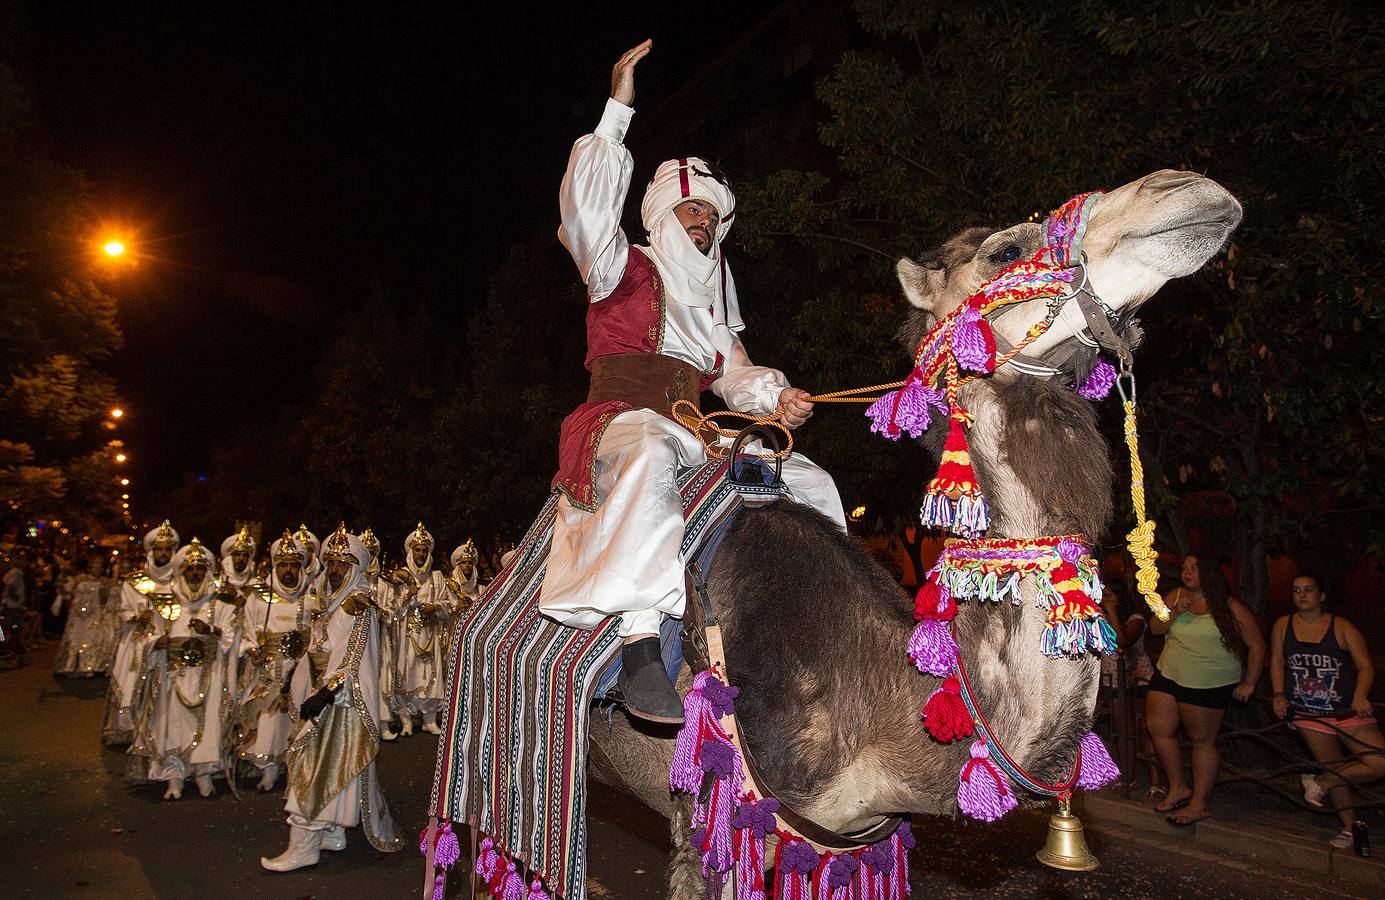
[315,532,372,608]
[268,536,311,600]
[143,522,180,582]
[220,531,257,587]
[639,158,743,320]
[170,542,216,608]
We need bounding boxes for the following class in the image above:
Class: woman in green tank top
[1145,555,1265,826]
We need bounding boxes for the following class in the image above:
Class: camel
[585,169,1242,898]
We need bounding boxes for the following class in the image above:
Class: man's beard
[328,573,344,592]
[280,571,299,589]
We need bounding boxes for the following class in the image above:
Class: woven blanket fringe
[672,671,915,899]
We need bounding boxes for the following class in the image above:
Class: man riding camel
[540,40,845,723]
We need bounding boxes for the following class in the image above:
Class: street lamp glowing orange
[110,408,124,419]
[104,241,126,257]
[119,478,130,486]
[115,453,127,463]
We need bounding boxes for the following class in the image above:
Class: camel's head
[897,170,1242,370]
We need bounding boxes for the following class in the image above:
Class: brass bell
[1036,797,1099,871]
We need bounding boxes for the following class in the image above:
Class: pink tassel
[432,873,446,900]
[866,374,947,440]
[1076,731,1120,790]
[907,619,958,677]
[527,879,551,900]
[499,862,525,900]
[951,308,997,373]
[475,836,499,882]
[433,821,460,870]
[956,741,1017,822]
[670,670,718,793]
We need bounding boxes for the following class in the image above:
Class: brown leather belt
[587,353,705,421]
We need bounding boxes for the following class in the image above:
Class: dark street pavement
[0,640,1371,899]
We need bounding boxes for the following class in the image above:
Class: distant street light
[119,478,130,486]
[104,241,126,257]
[115,453,127,463]
[110,408,124,419]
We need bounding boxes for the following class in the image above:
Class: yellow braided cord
[1124,399,1170,622]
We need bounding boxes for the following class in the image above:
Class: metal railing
[1096,661,1385,815]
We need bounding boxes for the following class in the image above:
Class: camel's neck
[959,374,1113,541]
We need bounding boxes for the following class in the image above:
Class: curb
[1077,791,1385,891]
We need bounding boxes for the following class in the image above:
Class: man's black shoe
[617,637,684,724]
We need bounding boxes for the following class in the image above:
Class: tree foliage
[0,61,125,536]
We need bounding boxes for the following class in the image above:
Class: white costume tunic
[391,561,459,718]
[283,533,399,850]
[540,98,845,636]
[104,527,180,745]
[373,575,402,724]
[129,544,236,784]
[234,541,311,772]
[54,574,118,676]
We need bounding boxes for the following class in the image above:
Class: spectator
[1270,572,1385,850]
[1146,554,1266,825]
[2,553,31,666]
[1100,580,1161,797]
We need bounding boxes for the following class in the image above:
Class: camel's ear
[896,257,945,312]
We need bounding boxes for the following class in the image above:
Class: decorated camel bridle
[668,191,1174,898]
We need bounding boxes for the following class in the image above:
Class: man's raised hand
[610,39,652,107]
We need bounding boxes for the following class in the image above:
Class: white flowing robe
[234,585,309,769]
[54,576,117,675]
[391,571,458,715]
[129,594,236,782]
[283,594,398,850]
[540,98,845,636]
[103,573,172,743]
[372,577,402,722]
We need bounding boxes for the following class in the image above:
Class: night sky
[16,2,778,492]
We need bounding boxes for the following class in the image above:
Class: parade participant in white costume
[361,528,405,742]
[541,40,844,722]
[261,526,401,871]
[234,531,312,792]
[128,538,234,799]
[294,525,322,580]
[54,557,117,677]
[215,528,257,730]
[388,523,458,736]
[103,520,180,745]
[448,539,481,607]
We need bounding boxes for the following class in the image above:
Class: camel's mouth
[1130,214,1241,240]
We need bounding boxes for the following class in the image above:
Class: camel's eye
[988,244,1024,265]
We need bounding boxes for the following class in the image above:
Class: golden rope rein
[1118,376,1170,622]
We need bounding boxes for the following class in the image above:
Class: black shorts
[1148,671,1235,710]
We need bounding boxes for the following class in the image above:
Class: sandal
[1167,811,1212,827]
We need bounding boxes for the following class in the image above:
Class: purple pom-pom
[698,737,737,780]
[956,741,1018,822]
[701,678,740,718]
[826,853,859,888]
[1077,357,1117,399]
[780,840,820,875]
[951,307,992,372]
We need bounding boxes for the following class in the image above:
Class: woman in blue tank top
[1270,572,1384,850]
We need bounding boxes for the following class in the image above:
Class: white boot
[321,825,346,852]
[195,774,215,797]
[163,778,184,801]
[257,763,280,792]
[260,824,322,872]
[399,715,414,738]
[381,720,398,742]
[421,713,442,736]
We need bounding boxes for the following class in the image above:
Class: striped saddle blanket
[429,456,785,900]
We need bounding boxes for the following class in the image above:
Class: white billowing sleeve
[710,339,791,416]
[558,98,636,302]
